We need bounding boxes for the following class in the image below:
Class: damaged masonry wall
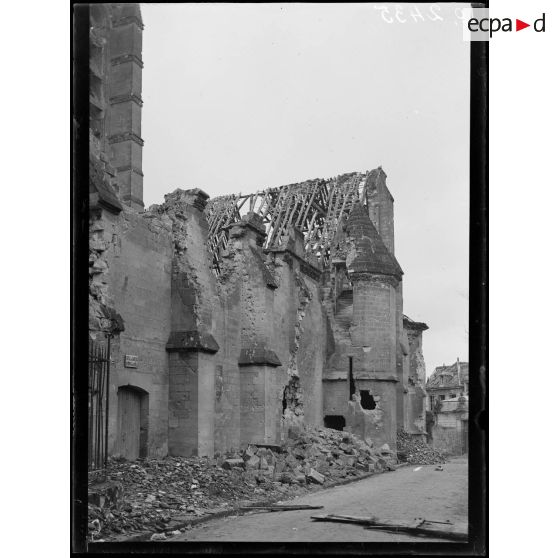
[91,176,425,458]
[95,189,328,458]
[88,3,428,462]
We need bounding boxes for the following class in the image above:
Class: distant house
[431,395,468,455]
[425,359,468,412]
[425,359,469,455]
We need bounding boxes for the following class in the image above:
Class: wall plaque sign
[124,354,138,368]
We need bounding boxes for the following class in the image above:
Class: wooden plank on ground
[310,514,467,542]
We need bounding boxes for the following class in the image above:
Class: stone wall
[103,208,173,458]
[432,420,467,456]
[346,381,398,449]
[403,318,428,434]
[105,200,330,457]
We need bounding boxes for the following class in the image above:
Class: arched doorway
[116,385,149,460]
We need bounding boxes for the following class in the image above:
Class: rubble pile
[396,429,447,465]
[88,455,292,540]
[88,427,397,540]
[275,427,398,484]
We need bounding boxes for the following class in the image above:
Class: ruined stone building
[424,359,469,455]
[88,4,429,463]
[426,359,469,412]
[430,396,469,456]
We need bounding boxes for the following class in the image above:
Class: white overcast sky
[140,3,470,375]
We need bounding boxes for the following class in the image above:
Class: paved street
[169,457,468,542]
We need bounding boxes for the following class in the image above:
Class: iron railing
[88,336,111,471]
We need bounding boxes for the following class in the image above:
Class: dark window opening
[348,357,355,400]
[440,394,446,400]
[282,387,287,414]
[324,415,346,431]
[360,390,376,410]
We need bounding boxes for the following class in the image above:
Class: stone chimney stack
[365,167,395,255]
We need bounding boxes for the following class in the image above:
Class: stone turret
[345,202,401,356]
[345,202,402,280]
[338,202,404,449]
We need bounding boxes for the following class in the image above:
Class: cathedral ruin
[88,4,428,464]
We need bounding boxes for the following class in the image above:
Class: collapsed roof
[205,168,389,273]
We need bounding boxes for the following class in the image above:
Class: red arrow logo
[516,19,530,31]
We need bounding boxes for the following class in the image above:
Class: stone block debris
[87,426,398,541]
[222,459,245,470]
[306,469,325,485]
[396,429,447,465]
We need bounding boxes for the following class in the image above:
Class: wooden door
[117,387,141,460]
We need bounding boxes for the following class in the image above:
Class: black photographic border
[71,2,488,555]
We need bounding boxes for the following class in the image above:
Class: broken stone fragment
[89,282,108,300]
[90,220,105,232]
[294,473,307,484]
[292,447,305,459]
[306,468,325,485]
[245,455,260,470]
[244,445,257,457]
[91,259,108,273]
[150,533,166,541]
[90,238,108,251]
[221,459,245,470]
[279,472,295,484]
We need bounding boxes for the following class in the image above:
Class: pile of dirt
[88,427,397,541]
[396,429,447,465]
